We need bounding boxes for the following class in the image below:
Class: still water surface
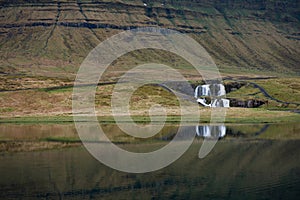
[0,123,299,199]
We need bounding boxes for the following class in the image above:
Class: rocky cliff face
[0,0,299,78]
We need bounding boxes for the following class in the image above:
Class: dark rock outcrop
[228,98,266,108]
[224,82,246,93]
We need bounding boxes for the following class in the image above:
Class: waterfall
[202,84,210,96]
[196,98,211,107]
[194,85,200,98]
[194,83,229,107]
[211,98,230,108]
[201,85,205,96]
[195,84,224,97]
[211,99,217,107]
[194,85,210,97]
[217,84,226,96]
[222,99,230,107]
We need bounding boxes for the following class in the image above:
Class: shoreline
[1,110,299,124]
[1,108,299,153]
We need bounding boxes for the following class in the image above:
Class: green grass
[226,85,262,99]
[0,116,75,123]
[42,87,73,93]
[42,137,81,143]
[254,78,300,103]
[0,108,299,124]
[224,78,300,110]
[1,0,300,80]
[0,107,15,113]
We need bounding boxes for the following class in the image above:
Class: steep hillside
[0,0,299,81]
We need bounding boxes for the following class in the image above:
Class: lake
[0,123,299,199]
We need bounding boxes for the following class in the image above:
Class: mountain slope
[0,0,299,79]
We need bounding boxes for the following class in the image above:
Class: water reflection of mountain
[0,139,298,199]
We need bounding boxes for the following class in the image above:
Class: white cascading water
[194,85,200,98]
[194,85,210,97]
[195,84,225,97]
[194,86,197,98]
[202,84,210,96]
[195,84,230,107]
[196,98,211,107]
[211,99,219,107]
[211,98,230,108]
[217,84,226,96]
[222,99,230,107]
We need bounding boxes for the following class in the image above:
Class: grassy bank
[1,77,299,118]
[0,108,299,124]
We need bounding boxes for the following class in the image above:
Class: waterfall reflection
[161,125,226,141]
[196,125,226,138]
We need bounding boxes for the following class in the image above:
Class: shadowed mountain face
[0,0,299,78]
